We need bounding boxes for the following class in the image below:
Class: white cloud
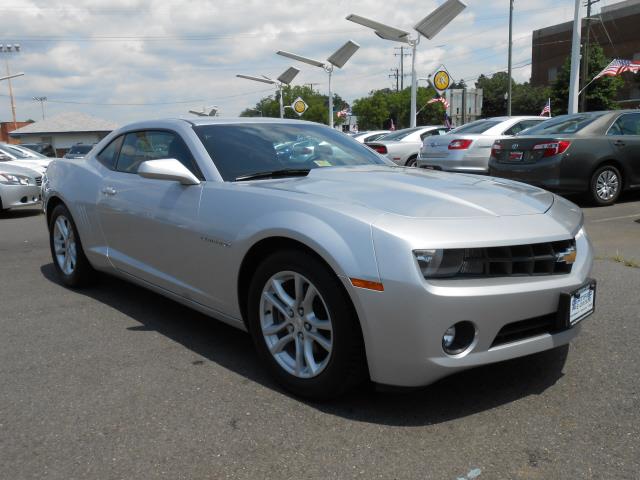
[0,0,581,124]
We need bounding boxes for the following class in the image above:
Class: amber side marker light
[350,278,385,291]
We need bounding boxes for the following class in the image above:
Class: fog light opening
[442,321,476,355]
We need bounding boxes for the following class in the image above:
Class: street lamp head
[277,66,300,85]
[276,50,326,68]
[327,40,360,68]
[236,74,276,85]
[413,0,467,39]
[345,14,411,43]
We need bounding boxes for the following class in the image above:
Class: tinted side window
[96,136,123,170]
[608,114,640,136]
[116,130,201,177]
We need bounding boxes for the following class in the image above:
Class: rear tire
[48,204,96,287]
[406,156,417,167]
[247,250,367,400]
[589,165,622,206]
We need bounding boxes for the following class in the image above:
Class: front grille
[35,176,42,186]
[491,313,557,347]
[445,238,576,278]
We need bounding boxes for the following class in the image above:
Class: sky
[0,0,607,125]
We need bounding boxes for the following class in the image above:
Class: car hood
[255,165,553,218]
[0,161,41,177]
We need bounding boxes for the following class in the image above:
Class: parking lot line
[590,213,640,223]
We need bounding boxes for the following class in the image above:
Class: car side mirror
[137,158,200,185]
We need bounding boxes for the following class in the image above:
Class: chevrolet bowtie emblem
[555,246,577,264]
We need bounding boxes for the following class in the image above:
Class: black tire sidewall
[48,204,94,287]
[406,156,417,167]
[247,250,366,399]
[590,165,621,206]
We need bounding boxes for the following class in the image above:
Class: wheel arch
[237,236,352,329]
[45,195,66,228]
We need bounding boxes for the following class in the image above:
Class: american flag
[540,98,551,117]
[594,59,640,80]
[336,107,351,118]
[427,96,450,109]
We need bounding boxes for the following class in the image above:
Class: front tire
[406,155,417,167]
[247,250,367,399]
[49,204,95,287]
[590,165,622,206]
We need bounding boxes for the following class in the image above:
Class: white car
[0,143,51,175]
[366,126,449,166]
[417,116,547,174]
[352,130,390,143]
[0,161,42,211]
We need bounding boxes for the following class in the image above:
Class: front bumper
[346,227,593,387]
[0,184,42,210]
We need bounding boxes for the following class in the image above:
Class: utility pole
[507,0,514,116]
[568,0,583,114]
[33,96,47,120]
[389,68,399,91]
[394,46,411,90]
[0,43,20,129]
[580,0,600,112]
[305,83,319,92]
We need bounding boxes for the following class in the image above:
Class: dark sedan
[488,110,640,206]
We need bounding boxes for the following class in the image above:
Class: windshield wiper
[235,168,310,182]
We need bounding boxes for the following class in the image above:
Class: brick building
[0,121,33,144]
[531,0,640,106]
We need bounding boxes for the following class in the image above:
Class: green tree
[352,86,445,130]
[551,44,624,114]
[475,73,549,117]
[239,85,346,126]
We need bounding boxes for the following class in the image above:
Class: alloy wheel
[259,271,333,379]
[53,215,77,275]
[595,169,619,202]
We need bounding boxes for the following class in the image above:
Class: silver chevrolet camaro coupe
[42,118,596,399]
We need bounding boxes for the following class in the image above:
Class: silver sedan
[417,116,547,173]
[42,118,595,399]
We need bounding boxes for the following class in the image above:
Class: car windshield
[194,123,391,182]
[451,120,502,134]
[0,145,26,158]
[377,127,424,141]
[68,145,92,154]
[7,145,46,158]
[521,113,605,135]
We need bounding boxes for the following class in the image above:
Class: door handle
[614,140,626,147]
[101,187,117,196]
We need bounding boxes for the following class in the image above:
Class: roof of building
[10,112,117,136]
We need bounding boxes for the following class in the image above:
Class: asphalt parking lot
[1,193,639,480]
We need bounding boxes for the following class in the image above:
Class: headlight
[0,173,30,185]
[414,249,465,278]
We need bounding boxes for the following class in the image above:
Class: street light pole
[346,0,466,129]
[277,41,359,128]
[507,0,514,116]
[568,0,583,114]
[409,38,418,127]
[236,67,300,119]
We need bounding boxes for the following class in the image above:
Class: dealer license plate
[568,282,595,326]
[508,151,524,161]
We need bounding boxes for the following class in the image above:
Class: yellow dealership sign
[292,97,308,116]
[431,65,453,95]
